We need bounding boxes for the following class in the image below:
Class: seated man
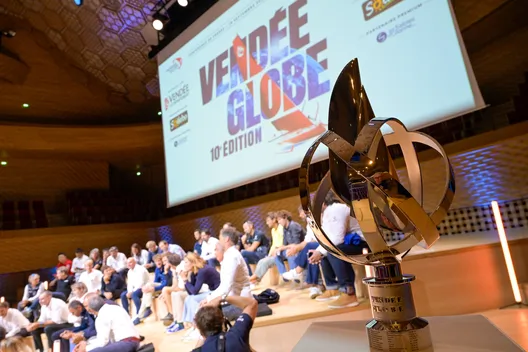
[105,247,127,279]
[26,291,72,352]
[72,249,90,281]
[160,254,185,323]
[51,300,96,352]
[193,295,258,351]
[240,221,269,276]
[75,295,140,352]
[18,274,44,321]
[78,260,103,294]
[200,230,220,267]
[137,254,172,321]
[274,210,305,279]
[0,301,30,340]
[249,212,284,284]
[281,206,324,297]
[119,258,149,325]
[49,267,75,302]
[144,240,162,273]
[101,266,126,301]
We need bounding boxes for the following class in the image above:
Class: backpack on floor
[253,289,280,305]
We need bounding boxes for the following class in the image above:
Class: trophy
[298,59,455,351]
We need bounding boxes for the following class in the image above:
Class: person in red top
[56,253,73,276]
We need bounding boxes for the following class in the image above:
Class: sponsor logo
[170,110,189,131]
[377,32,387,43]
[163,83,190,111]
[173,135,188,148]
[362,0,404,21]
[376,18,415,43]
[166,57,183,73]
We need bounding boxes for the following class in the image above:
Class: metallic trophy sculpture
[298,59,455,351]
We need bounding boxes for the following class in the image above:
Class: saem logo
[170,111,189,131]
[362,0,404,21]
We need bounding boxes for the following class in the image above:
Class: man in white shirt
[200,229,220,267]
[78,260,103,294]
[205,228,251,304]
[308,193,366,308]
[158,240,186,260]
[119,258,150,325]
[72,249,90,281]
[26,291,72,352]
[75,295,140,352]
[106,246,128,280]
[0,301,30,339]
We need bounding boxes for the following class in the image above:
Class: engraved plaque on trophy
[298,59,455,352]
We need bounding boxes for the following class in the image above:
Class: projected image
[158,0,484,207]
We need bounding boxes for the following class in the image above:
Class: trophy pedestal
[292,314,524,352]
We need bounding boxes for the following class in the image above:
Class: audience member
[89,249,103,271]
[70,283,89,304]
[50,300,96,352]
[17,274,44,321]
[167,252,220,334]
[120,258,150,325]
[105,247,127,278]
[249,212,284,284]
[78,260,103,294]
[101,266,126,301]
[158,240,186,260]
[193,295,258,352]
[26,291,71,352]
[130,244,149,266]
[200,230,220,267]
[275,210,305,280]
[0,302,30,340]
[75,295,140,352]
[49,267,75,301]
[160,254,184,323]
[193,230,203,256]
[240,221,269,276]
[56,253,73,276]
[72,249,90,281]
[136,254,172,322]
[101,249,110,268]
[144,241,161,272]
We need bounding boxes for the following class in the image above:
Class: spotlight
[178,0,188,6]
[73,0,83,6]
[152,13,169,31]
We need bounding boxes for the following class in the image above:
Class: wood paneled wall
[0,158,109,213]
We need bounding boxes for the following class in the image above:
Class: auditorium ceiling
[0,0,527,167]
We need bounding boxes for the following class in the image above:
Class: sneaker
[282,269,302,282]
[142,308,152,319]
[166,322,184,334]
[328,294,360,309]
[309,286,323,299]
[315,289,341,302]
[161,313,174,321]
[166,321,177,330]
[132,318,141,325]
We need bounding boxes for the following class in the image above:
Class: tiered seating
[0,200,49,230]
[66,190,152,225]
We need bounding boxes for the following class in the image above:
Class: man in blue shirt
[194,229,203,255]
[240,221,269,276]
[50,300,96,352]
[138,254,172,321]
[145,241,162,273]
[192,295,258,352]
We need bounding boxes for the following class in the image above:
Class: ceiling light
[178,0,189,6]
[73,0,83,6]
[152,13,169,31]
[136,171,142,176]
[22,103,29,108]
[158,111,162,116]
[0,161,7,166]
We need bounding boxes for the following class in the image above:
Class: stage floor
[136,231,528,351]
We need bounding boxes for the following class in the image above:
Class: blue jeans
[321,242,366,293]
[241,249,267,275]
[120,289,143,315]
[294,242,320,284]
[90,340,139,352]
[275,250,296,275]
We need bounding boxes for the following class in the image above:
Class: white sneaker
[309,286,323,299]
[282,269,302,282]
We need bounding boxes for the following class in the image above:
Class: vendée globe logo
[377,32,387,43]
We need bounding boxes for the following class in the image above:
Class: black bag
[137,342,155,352]
[253,289,280,305]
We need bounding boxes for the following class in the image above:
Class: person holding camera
[192,294,258,352]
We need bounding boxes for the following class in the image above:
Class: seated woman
[69,283,88,303]
[100,266,126,301]
[17,274,44,322]
[130,243,149,267]
[166,252,220,333]
[89,248,103,271]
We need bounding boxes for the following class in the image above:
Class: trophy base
[366,317,433,352]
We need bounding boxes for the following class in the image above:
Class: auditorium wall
[0,158,109,213]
